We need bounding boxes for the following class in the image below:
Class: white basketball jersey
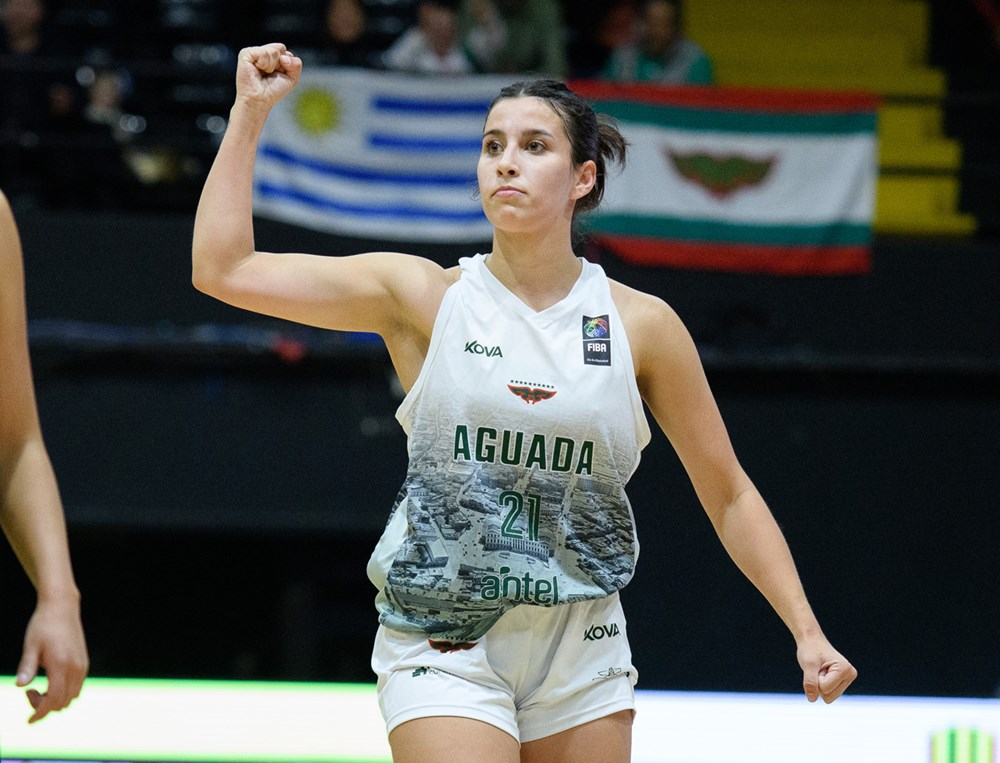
[367,253,651,640]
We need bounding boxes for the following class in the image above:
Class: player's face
[478,96,593,233]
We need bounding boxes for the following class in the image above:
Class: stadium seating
[685,0,977,236]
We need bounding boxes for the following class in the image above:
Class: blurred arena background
[1,0,998,755]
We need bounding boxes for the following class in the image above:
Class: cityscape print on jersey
[369,255,651,641]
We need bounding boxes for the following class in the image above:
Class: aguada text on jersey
[367,254,652,641]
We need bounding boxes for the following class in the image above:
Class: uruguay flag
[253,67,518,243]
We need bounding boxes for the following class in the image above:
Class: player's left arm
[614,282,857,703]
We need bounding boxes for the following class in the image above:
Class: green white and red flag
[571,82,879,275]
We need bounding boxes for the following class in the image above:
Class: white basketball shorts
[371,592,638,743]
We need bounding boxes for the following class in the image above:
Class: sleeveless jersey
[367,254,651,641]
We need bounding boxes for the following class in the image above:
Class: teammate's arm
[0,192,88,723]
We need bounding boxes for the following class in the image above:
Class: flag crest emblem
[667,150,776,199]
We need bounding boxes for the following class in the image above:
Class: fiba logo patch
[582,315,611,366]
[583,316,609,338]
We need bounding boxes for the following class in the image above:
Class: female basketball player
[192,42,857,763]
[1,191,89,723]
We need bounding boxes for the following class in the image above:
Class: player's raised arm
[191,43,446,338]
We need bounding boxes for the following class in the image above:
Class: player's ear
[571,160,597,201]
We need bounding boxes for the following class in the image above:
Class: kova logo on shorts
[583,622,621,641]
[582,315,611,366]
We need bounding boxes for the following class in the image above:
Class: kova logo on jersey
[582,315,611,366]
[465,339,503,358]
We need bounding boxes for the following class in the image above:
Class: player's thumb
[802,669,820,702]
[16,647,39,687]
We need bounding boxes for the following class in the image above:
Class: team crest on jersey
[507,380,557,404]
[582,314,611,366]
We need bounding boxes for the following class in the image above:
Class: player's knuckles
[263,43,287,64]
[44,686,69,708]
[253,48,277,70]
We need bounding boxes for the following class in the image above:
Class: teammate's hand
[235,43,302,110]
[796,637,857,703]
[17,597,89,723]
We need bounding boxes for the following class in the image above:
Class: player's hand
[796,636,857,704]
[17,597,89,723]
[235,43,302,110]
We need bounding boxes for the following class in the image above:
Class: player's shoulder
[369,253,461,334]
[608,277,696,384]
[362,251,458,289]
[609,277,683,331]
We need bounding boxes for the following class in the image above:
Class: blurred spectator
[458,0,567,77]
[1,0,44,54]
[602,0,713,85]
[0,0,75,131]
[382,0,472,74]
[84,69,127,134]
[972,0,1000,49]
[0,0,78,201]
[37,66,144,208]
[565,0,638,78]
[299,0,384,68]
[594,1,639,53]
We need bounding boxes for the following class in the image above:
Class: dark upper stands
[1,0,997,237]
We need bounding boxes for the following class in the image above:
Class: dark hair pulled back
[487,79,628,216]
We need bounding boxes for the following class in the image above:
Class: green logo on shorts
[411,666,442,677]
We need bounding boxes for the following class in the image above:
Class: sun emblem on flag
[294,87,340,135]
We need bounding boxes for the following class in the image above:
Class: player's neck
[485,234,581,313]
